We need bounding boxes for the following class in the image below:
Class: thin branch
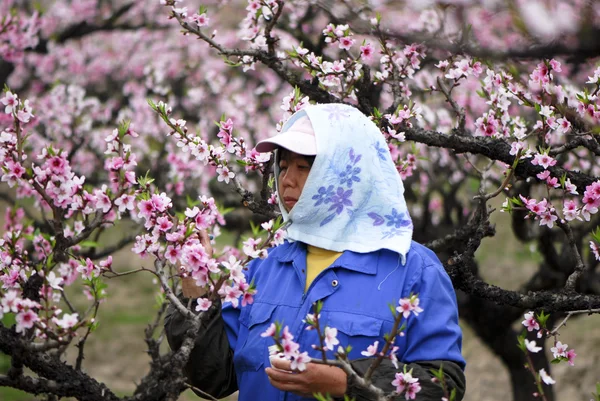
[363,309,403,383]
[154,258,195,319]
[80,231,140,259]
[183,382,220,401]
[549,308,600,335]
[558,221,588,292]
[436,77,466,132]
[549,135,600,157]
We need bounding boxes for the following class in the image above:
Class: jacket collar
[274,241,378,275]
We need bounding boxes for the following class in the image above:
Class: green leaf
[517,331,527,352]
[223,58,243,68]
[45,253,54,268]
[117,119,131,139]
[314,300,323,314]
[80,241,98,248]
[186,195,200,208]
[249,220,261,236]
[217,202,235,216]
[536,310,550,328]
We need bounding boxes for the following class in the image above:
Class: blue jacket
[220,240,465,401]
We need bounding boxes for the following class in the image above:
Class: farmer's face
[278,150,312,212]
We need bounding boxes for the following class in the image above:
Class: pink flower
[550,341,568,358]
[165,245,181,264]
[114,194,135,213]
[189,13,209,27]
[195,298,212,312]
[222,284,242,308]
[281,338,300,358]
[1,160,26,188]
[17,99,34,123]
[539,368,555,385]
[95,190,112,213]
[549,59,562,72]
[392,371,420,396]
[360,42,374,61]
[156,216,173,232]
[185,206,200,218]
[290,351,310,372]
[1,91,19,114]
[99,256,112,270]
[324,326,339,350]
[531,153,557,169]
[151,193,171,212]
[137,199,155,220]
[261,322,277,338]
[242,237,262,258]
[53,312,78,329]
[216,165,235,184]
[526,198,548,215]
[525,339,542,353]
[77,258,99,279]
[361,341,379,357]
[539,211,557,228]
[563,200,581,222]
[241,291,254,307]
[396,295,424,318]
[522,311,540,331]
[563,178,578,195]
[339,36,355,50]
[405,381,422,400]
[566,349,576,366]
[15,309,38,333]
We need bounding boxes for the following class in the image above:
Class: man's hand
[265,358,347,398]
[181,230,213,298]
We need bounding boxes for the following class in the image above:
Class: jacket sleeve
[345,358,465,401]
[164,297,239,399]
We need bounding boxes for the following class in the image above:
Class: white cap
[255,115,317,155]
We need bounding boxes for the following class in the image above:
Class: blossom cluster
[520,311,576,388]
[0,8,40,63]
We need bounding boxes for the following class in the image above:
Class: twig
[184,382,219,401]
[436,77,466,132]
[549,308,600,336]
[363,308,403,382]
[75,302,100,371]
[476,149,521,201]
[557,221,588,292]
[154,258,195,319]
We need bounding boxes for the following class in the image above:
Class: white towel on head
[275,103,413,264]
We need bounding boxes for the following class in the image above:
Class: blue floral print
[368,208,413,236]
[329,187,353,215]
[373,141,388,162]
[339,165,361,188]
[312,147,363,226]
[312,185,335,206]
[384,208,411,228]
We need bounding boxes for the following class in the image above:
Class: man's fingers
[266,368,311,397]
[270,357,293,371]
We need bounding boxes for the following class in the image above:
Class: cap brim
[255,131,317,156]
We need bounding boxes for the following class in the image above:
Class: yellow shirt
[305,245,342,292]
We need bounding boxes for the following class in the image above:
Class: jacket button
[331,279,339,287]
